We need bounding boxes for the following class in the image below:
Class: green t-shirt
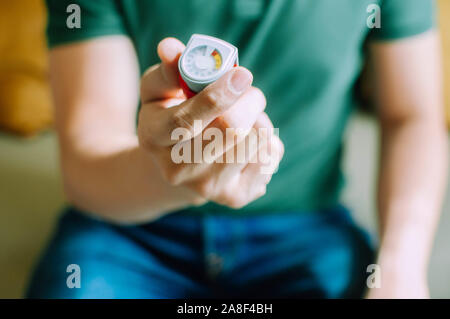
[46,0,435,214]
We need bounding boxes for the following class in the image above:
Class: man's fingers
[157,37,185,86]
[253,112,274,131]
[158,67,253,145]
[197,89,266,155]
[234,134,284,206]
[140,37,185,102]
[220,87,267,132]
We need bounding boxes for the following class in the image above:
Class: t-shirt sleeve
[370,0,436,41]
[45,0,128,48]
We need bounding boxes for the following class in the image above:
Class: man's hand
[138,38,284,209]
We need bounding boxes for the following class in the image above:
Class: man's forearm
[60,134,201,224]
[377,116,448,274]
[48,37,204,224]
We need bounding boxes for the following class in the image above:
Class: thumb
[140,37,185,103]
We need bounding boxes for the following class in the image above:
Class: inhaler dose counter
[178,34,239,98]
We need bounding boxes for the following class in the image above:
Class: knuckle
[172,109,195,133]
[249,87,267,110]
[162,164,185,186]
[262,173,272,185]
[257,185,267,197]
[279,140,285,158]
[222,187,247,209]
[191,196,207,206]
[228,197,247,209]
[260,112,274,130]
[202,88,222,109]
[193,180,214,198]
[272,136,285,159]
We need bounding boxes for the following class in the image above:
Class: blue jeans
[26,205,374,298]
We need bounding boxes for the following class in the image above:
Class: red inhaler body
[179,74,197,99]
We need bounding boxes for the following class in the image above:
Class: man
[27,0,448,298]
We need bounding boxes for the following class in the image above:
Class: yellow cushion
[0,0,52,136]
[439,0,450,126]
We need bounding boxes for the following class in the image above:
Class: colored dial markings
[184,45,222,79]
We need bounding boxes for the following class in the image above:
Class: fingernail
[229,68,252,93]
[158,38,184,62]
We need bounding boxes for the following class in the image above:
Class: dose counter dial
[183,45,222,80]
[179,34,239,97]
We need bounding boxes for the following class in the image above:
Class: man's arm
[51,36,202,224]
[368,30,448,298]
[51,36,281,224]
